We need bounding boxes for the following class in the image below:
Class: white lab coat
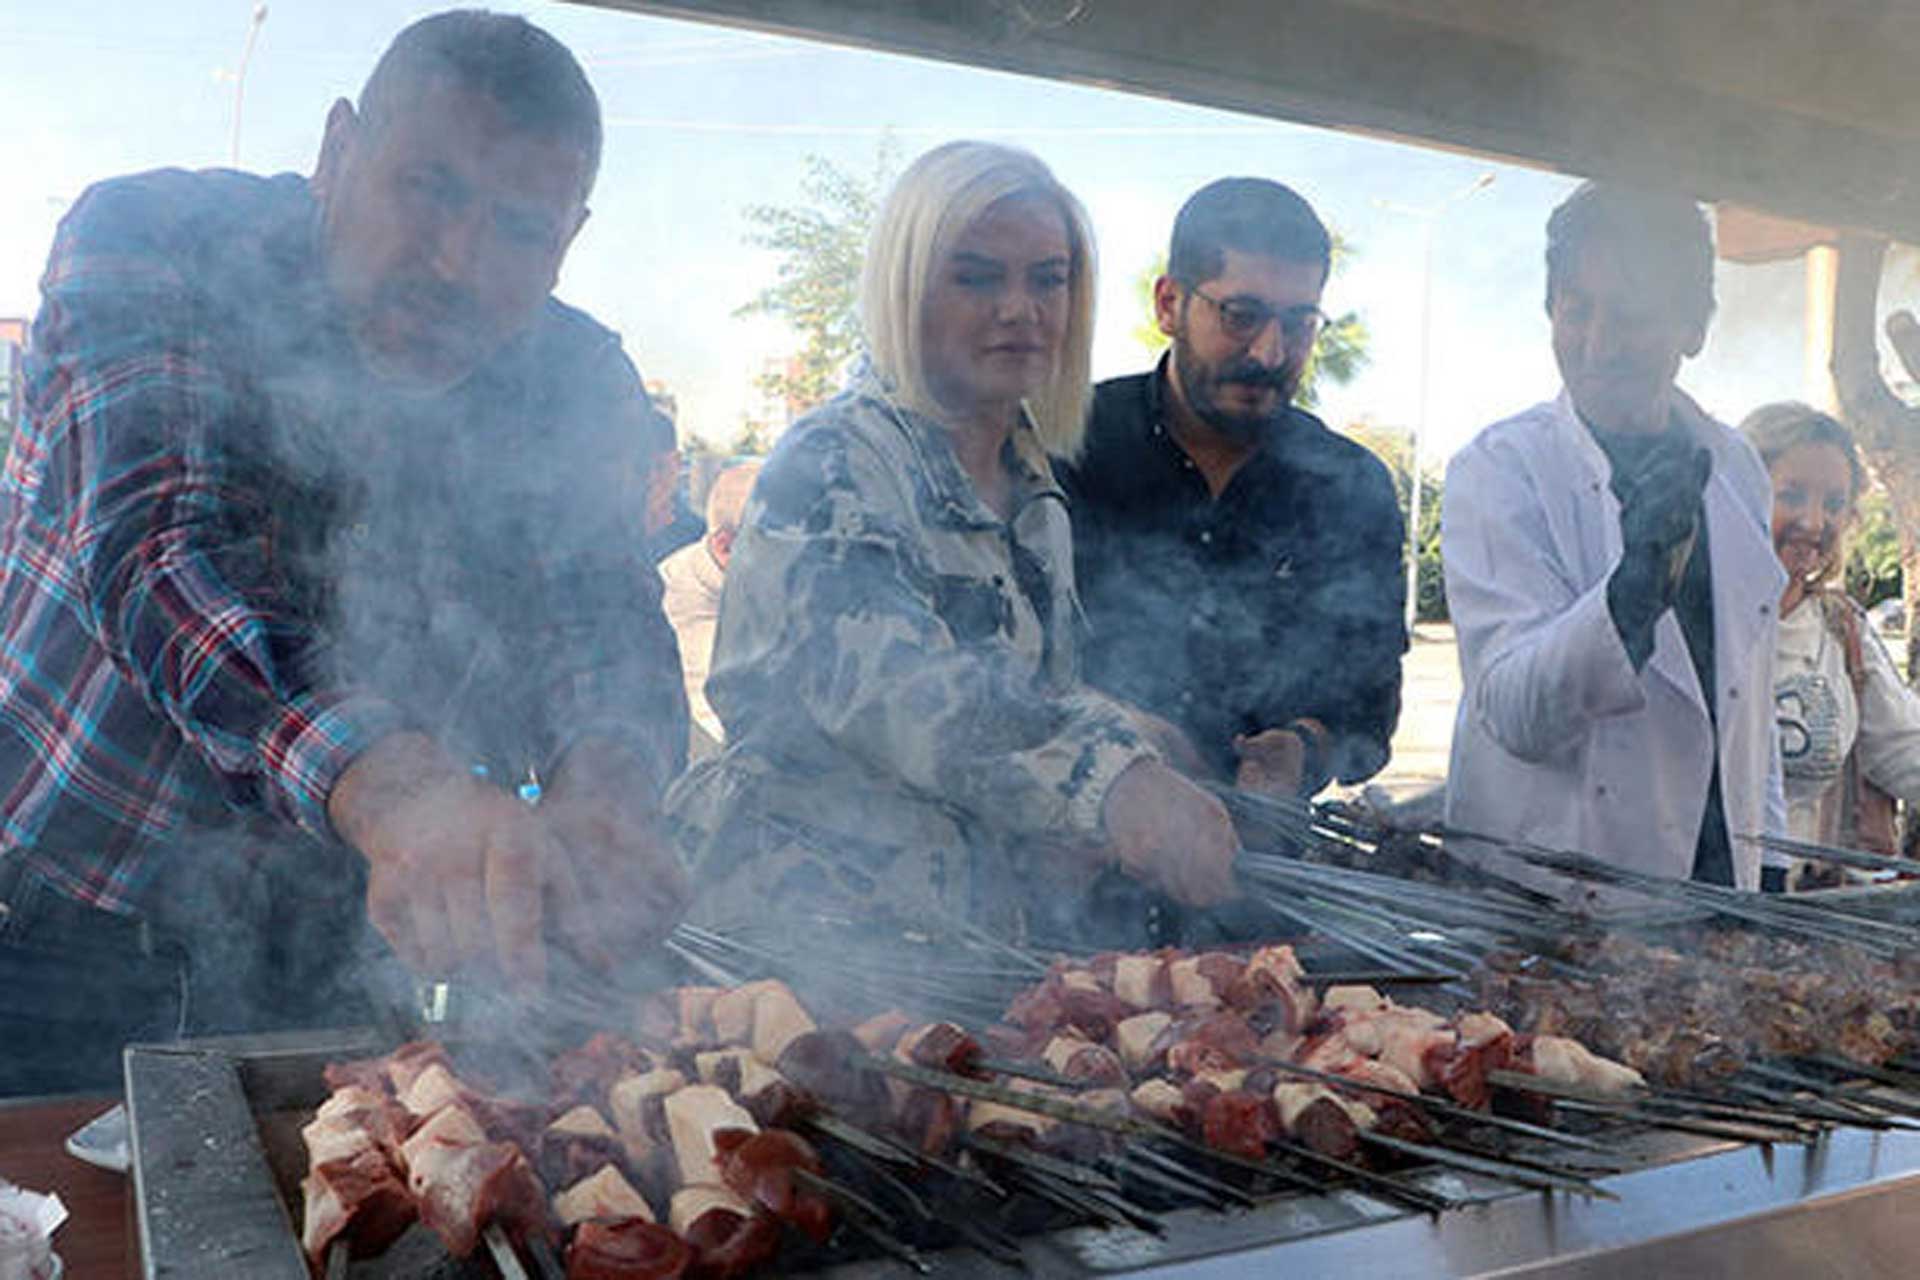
[1442,390,1787,898]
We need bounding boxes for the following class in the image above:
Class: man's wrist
[327,732,461,850]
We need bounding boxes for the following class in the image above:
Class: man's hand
[541,741,691,973]
[1233,728,1306,797]
[1099,758,1239,907]
[1608,440,1712,670]
[329,733,562,986]
[1617,440,1712,562]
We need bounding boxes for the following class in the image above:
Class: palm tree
[1128,231,1370,409]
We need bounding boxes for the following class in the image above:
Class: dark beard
[1173,334,1298,445]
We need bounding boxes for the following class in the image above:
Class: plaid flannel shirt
[0,167,686,916]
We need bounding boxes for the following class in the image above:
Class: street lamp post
[229,4,270,167]
[1376,172,1495,639]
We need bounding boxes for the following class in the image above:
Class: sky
[1,0,1904,463]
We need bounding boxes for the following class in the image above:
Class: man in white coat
[1442,183,1786,900]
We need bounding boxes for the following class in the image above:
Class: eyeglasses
[1186,286,1328,347]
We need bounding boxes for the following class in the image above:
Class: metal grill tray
[123,1027,1920,1279]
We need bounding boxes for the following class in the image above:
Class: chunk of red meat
[774,1031,889,1120]
[539,1130,631,1192]
[553,1035,656,1111]
[300,1147,415,1263]
[567,1219,693,1280]
[682,1208,781,1280]
[898,1087,960,1158]
[742,1080,815,1131]
[1192,953,1246,996]
[714,1129,832,1244]
[408,1138,549,1258]
[1429,1035,1512,1111]
[1004,986,1066,1035]
[1287,1097,1361,1161]
[906,1023,984,1078]
[1199,1091,1279,1162]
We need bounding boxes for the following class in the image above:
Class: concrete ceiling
[578,0,1920,243]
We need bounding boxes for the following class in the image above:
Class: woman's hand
[1098,758,1240,907]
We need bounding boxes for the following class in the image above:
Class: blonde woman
[667,142,1238,936]
[1743,402,1920,871]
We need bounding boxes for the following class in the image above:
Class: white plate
[62,1103,128,1175]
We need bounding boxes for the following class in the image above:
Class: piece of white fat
[1194,1068,1247,1094]
[1114,1012,1173,1072]
[711,980,782,1046]
[1531,1036,1646,1097]
[751,983,818,1065]
[1111,955,1164,1009]
[399,1063,467,1117]
[553,1162,655,1227]
[301,1116,374,1167]
[1041,1035,1094,1076]
[664,1084,758,1189]
[1129,1079,1184,1124]
[1246,944,1305,984]
[1321,985,1389,1015]
[398,1103,486,1172]
[607,1068,687,1141]
[547,1105,617,1140]
[669,1184,752,1235]
[965,1082,1059,1138]
[1456,1011,1513,1047]
[1272,1082,1375,1131]
[1166,957,1221,1008]
[315,1086,387,1125]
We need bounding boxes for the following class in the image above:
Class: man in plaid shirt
[0,11,688,1091]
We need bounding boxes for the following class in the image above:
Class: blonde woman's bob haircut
[859,141,1097,459]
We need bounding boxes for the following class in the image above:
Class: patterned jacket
[666,376,1154,935]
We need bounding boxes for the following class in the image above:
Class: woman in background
[667,141,1239,939]
[1743,402,1920,880]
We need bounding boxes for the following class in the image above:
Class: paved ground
[1346,623,1461,803]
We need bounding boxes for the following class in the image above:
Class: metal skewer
[1359,1131,1617,1200]
[482,1224,532,1280]
[1115,1143,1259,1208]
[1260,1057,1609,1153]
[524,1235,568,1280]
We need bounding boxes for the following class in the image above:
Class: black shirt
[1058,359,1408,786]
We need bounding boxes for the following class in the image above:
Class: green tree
[735,147,896,416]
[727,418,772,458]
[1128,232,1371,410]
[1344,417,1446,622]
[1845,485,1903,609]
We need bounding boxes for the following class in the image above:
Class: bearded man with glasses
[1059,177,1406,836]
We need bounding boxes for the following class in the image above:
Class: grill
[120,815,1920,1279]
[123,1025,1920,1278]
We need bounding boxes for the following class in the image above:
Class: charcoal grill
[123,1026,1920,1279]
